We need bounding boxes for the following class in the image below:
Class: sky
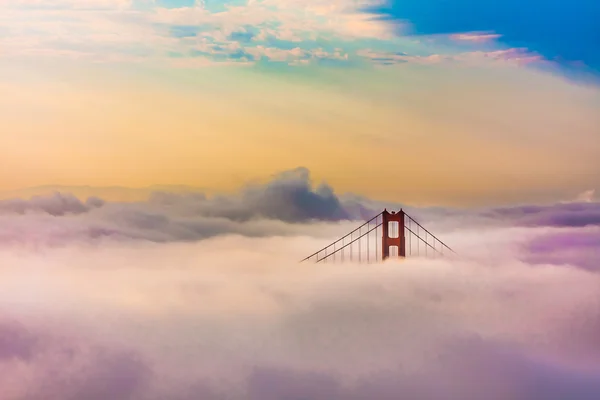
[0,0,599,206]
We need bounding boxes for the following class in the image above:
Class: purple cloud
[0,320,37,361]
[1,239,600,399]
[522,229,600,271]
[238,338,600,400]
[248,368,342,400]
[0,319,150,400]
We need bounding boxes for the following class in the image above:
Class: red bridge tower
[381,209,406,260]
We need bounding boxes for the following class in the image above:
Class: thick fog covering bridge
[301,209,455,263]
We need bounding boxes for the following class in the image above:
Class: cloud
[368,0,600,76]
[0,168,373,247]
[0,318,150,400]
[1,171,600,398]
[0,0,165,63]
[357,47,542,67]
[488,202,600,228]
[0,193,104,216]
[213,167,351,222]
[523,228,600,272]
[1,168,349,220]
[1,0,572,72]
[576,189,596,203]
[1,0,132,10]
[246,342,600,400]
[0,0,388,66]
[0,229,599,399]
[176,37,348,65]
[1,167,599,252]
[449,31,501,42]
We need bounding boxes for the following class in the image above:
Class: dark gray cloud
[486,202,600,228]
[1,168,358,223]
[0,168,375,247]
[0,167,489,248]
[0,167,468,248]
[147,167,352,223]
[0,168,597,258]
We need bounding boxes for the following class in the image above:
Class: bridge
[301,209,455,263]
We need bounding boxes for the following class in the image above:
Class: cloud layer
[1,234,599,399]
[0,168,375,247]
[1,167,599,274]
[1,168,599,399]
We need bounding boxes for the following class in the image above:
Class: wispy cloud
[576,190,596,203]
[1,0,133,10]
[0,0,389,65]
[0,0,559,70]
[367,0,600,76]
[449,31,501,42]
[357,47,543,67]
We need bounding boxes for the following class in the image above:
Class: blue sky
[368,0,600,77]
[2,0,597,78]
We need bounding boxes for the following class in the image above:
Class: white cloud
[576,189,596,203]
[0,0,556,69]
[450,31,502,42]
[0,1,169,63]
[1,168,599,398]
[0,0,133,10]
[0,226,599,399]
[0,0,397,66]
[357,47,543,67]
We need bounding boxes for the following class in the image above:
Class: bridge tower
[381,209,406,260]
[301,208,454,264]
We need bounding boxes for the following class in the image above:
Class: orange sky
[1,0,599,206]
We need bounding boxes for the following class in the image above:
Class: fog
[0,170,598,399]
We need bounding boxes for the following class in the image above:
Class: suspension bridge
[301,209,455,263]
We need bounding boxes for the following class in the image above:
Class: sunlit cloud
[0,0,394,66]
[1,168,599,271]
[0,0,571,70]
[576,190,596,203]
[449,31,502,42]
[1,167,600,398]
[356,47,542,66]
